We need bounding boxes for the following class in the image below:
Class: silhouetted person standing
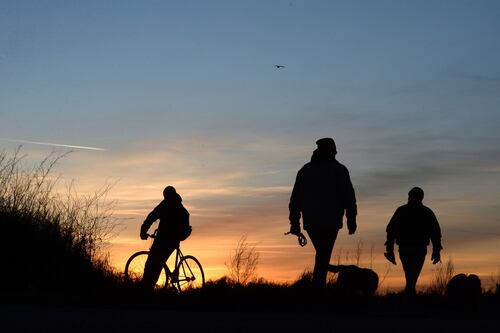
[140,186,190,290]
[384,187,442,296]
[289,138,357,288]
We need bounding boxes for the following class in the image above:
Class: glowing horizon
[1,142,499,291]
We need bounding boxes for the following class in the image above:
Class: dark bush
[0,148,117,298]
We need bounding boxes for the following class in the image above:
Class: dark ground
[2,290,499,333]
[1,303,499,333]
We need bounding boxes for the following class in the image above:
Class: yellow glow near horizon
[109,200,500,292]
[7,144,498,292]
[111,237,500,291]
[84,169,499,292]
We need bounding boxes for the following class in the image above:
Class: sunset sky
[1,1,499,290]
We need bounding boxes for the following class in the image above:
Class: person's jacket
[142,194,189,242]
[289,154,357,230]
[386,203,442,249]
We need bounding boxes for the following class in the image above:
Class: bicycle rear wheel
[124,251,169,289]
[175,255,205,292]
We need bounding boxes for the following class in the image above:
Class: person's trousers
[306,227,339,288]
[399,246,427,295]
[142,239,179,290]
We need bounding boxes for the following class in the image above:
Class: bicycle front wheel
[124,251,169,289]
[175,255,205,292]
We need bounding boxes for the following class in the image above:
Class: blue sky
[1,1,500,287]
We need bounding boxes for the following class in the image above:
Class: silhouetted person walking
[140,186,190,290]
[384,187,442,296]
[289,138,357,288]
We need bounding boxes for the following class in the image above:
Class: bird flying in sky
[274,65,285,69]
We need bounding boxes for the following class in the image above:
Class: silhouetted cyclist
[289,138,357,288]
[140,186,190,290]
[384,187,442,296]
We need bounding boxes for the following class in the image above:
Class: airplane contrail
[4,139,107,151]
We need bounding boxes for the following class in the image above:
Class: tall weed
[0,147,117,293]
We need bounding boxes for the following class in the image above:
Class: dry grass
[0,147,118,294]
[491,266,500,295]
[225,235,260,285]
[426,257,455,295]
[332,240,373,267]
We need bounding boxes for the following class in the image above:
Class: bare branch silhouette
[226,235,260,285]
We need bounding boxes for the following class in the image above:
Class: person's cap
[316,137,337,154]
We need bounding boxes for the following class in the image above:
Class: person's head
[316,137,337,155]
[408,187,424,204]
[311,137,337,163]
[163,185,182,203]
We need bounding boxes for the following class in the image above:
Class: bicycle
[124,230,205,292]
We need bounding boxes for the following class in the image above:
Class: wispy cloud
[450,71,500,84]
[4,139,107,151]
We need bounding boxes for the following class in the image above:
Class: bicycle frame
[147,230,184,283]
[168,248,185,282]
[125,228,204,291]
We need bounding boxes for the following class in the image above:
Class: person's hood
[165,192,182,205]
[311,148,335,164]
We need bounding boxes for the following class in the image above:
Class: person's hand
[431,248,441,264]
[384,244,396,265]
[290,223,301,236]
[384,250,397,265]
[347,217,357,235]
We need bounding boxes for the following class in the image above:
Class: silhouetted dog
[328,264,379,296]
[446,273,482,303]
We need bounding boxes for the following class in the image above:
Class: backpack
[179,224,192,241]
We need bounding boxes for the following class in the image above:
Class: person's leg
[399,250,415,295]
[399,247,426,295]
[306,228,339,288]
[142,240,178,290]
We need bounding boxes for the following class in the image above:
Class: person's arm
[140,203,162,239]
[384,208,400,264]
[429,210,442,249]
[429,209,442,264]
[343,169,357,234]
[385,208,400,249]
[288,170,303,235]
